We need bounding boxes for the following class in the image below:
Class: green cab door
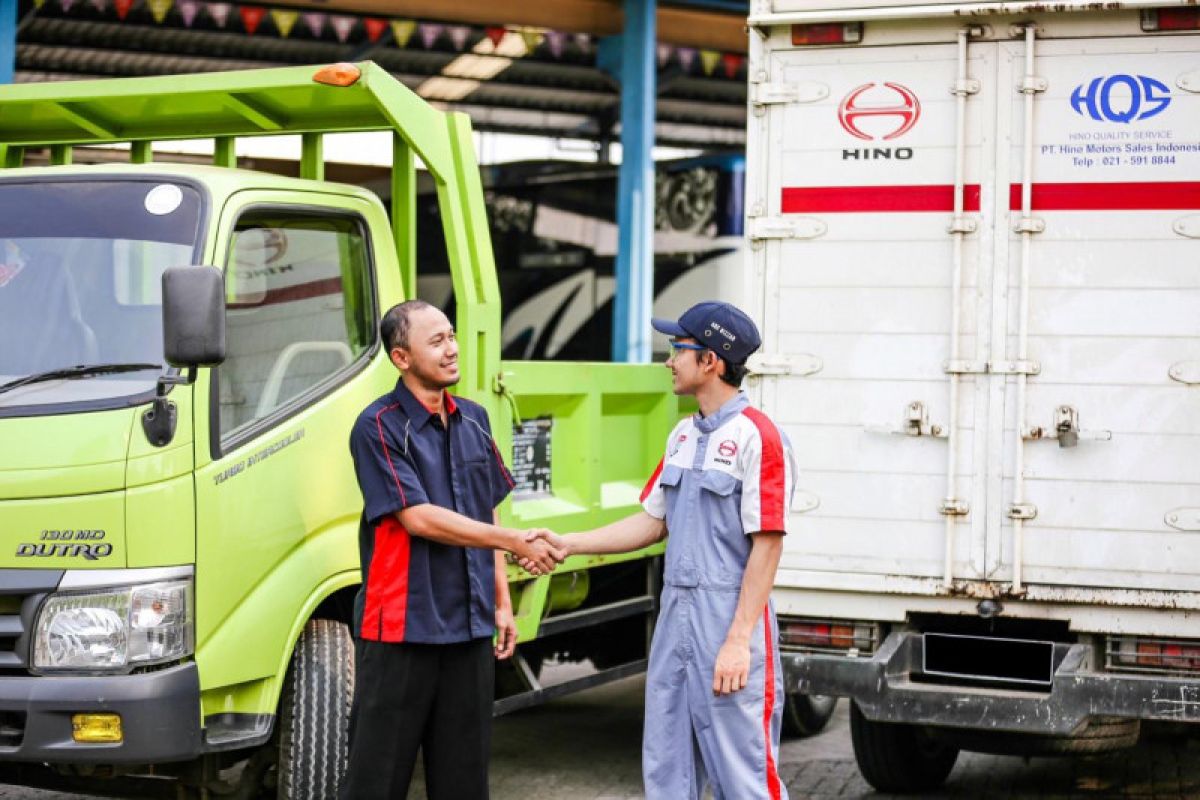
[191,189,399,719]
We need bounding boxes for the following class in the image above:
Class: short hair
[695,348,749,388]
[380,300,433,351]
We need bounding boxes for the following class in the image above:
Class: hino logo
[838,82,922,141]
[842,148,914,161]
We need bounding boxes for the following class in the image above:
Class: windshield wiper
[0,363,162,397]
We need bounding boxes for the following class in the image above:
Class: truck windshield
[0,179,204,411]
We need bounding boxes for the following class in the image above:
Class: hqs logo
[1070,75,1171,123]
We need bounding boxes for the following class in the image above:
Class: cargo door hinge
[1177,70,1200,94]
[1165,508,1200,532]
[1008,503,1037,520]
[746,352,823,377]
[939,499,970,516]
[750,81,829,110]
[990,360,1041,376]
[747,216,826,244]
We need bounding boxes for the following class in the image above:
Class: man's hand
[713,637,751,696]
[517,529,569,574]
[511,529,565,575]
[494,605,517,659]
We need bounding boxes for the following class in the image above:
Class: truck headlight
[32,580,193,673]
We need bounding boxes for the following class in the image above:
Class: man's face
[665,337,717,396]
[391,306,459,389]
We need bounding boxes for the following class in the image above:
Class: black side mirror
[144,266,225,448]
[162,265,226,369]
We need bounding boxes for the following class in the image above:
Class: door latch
[1023,405,1111,446]
[865,401,947,438]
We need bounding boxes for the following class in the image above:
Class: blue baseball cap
[651,301,762,364]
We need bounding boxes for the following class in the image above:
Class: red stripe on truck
[782,182,1200,214]
[781,184,981,213]
[1009,181,1200,211]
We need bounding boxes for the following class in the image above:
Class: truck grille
[0,595,31,673]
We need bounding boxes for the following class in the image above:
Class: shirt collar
[693,392,749,434]
[390,377,459,430]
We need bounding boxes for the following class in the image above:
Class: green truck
[0,62,679,797]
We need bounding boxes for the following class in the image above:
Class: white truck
[744,1,1200,792]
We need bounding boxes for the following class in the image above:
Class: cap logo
[709,322,736,342]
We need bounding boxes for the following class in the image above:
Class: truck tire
[276,618,354,800]
[850,702,958,793]
[782,693,838,738]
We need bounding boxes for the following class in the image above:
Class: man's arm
[524,511,666,561]
[494,512,517,659]
[712,531,785,695]
[398,503,562,572]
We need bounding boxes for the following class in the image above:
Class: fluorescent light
[442,54,512,81]
[415,77,482,102]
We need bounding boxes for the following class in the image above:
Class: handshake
[509,529,570,576]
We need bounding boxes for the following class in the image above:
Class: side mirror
[162,265,226,369]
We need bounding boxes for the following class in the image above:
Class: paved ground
[3,670,1200,798]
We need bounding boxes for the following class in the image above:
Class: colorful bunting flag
[88,0,107,13]
[573,32,591,55]
[656,43,672,68]
[59,0,77,10]
[699,49,720,76]
[177,0,199,26]
[113,0,133,20]
[147,0,172,23]
[364,17,387,43]
[448,25,471,51]
[390,19,416,48]
[721,52,743,79]
[418,22,443,49]
[485,26,506,48]
[206,1,231,27]
[301,11,325,37]
[675,46,696,72]
[544,30,566,59]
[270,8,297,37]
[239,5,265,35]
[519,28,544,54]
[330,15,355,43]
[33,0,46,9]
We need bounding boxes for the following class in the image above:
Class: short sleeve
[349,409,430,524]
[739,409,795,534]
[640,458,667,519]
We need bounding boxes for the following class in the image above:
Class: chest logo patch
[670,433,688,457]
[718,440,738,458]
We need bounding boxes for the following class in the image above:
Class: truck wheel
[276,619,354,800]
[850,702,958,793]
[782,693,838,738]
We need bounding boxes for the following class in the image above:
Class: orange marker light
[313,63,362,87]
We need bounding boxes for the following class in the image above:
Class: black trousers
[339,637,494,800]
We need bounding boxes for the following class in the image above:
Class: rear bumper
[0,663,201,763]
[784,632,1200,735]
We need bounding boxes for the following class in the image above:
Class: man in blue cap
[523,301,795,799]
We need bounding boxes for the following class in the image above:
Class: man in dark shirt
[340,300,562,800]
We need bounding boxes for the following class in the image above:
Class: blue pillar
[0,0,14,84]
[611,0,656,363]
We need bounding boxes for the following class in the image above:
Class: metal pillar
[611,0,656,363]
[0,0,16,85]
